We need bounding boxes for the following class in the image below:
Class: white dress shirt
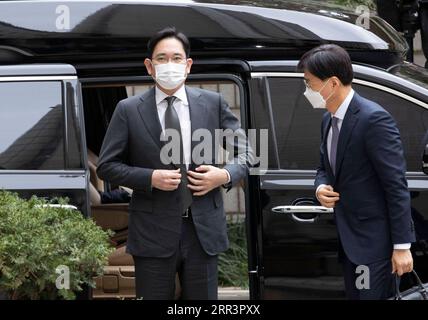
[326,89,354,160]
[315,89,410,250]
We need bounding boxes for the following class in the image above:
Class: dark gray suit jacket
[97,86,248,257]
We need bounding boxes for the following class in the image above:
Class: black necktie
[164,96,193,212]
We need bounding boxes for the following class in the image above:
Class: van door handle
[272,206,334,214]
[271,205,334,223]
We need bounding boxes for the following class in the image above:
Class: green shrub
[0,190,114,300]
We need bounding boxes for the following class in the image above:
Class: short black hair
[147,27,190,58]
[297,44,353,85]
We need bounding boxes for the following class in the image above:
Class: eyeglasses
[152,56,187,64]
[303,78,330,90]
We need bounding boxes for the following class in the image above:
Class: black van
[1,0,428,299]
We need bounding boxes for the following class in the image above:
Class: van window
[354,84,428,172]
[265,77,324,170]
[0,81,64,170]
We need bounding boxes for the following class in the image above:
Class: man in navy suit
[298,44,416,299]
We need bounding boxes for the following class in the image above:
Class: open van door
[0,64,90,221]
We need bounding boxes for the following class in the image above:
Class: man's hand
[187,165,229,196]
[392,249,413,276]
[151,168,181,191]
[316,185,340,208]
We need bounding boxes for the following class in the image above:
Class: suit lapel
[186,87,207,171]
[334,94,360,181]
[137,87,165,150]
[322,116,334,178]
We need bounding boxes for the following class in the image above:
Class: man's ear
[331,76,342,88]
[186,58,193,75]
[144,58,154,76]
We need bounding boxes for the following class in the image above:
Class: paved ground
[218,287,249,300]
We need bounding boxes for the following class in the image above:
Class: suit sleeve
[315,115,329,190]
[96,101,153,193]
[365,110,415,244]
[219,94,252,191]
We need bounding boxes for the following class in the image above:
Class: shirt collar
[332,88,354,120]
[155,85,188,106]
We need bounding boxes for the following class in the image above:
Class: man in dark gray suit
[97,27,249,300]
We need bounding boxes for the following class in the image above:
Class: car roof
[0,0,407,69]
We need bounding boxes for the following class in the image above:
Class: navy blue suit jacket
[315,92,416,265]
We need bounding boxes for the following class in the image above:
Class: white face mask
[152,62,187,90]
[303,78,334,109]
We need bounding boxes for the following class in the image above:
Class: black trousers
[133,217,218,300]
[341,248,395,300]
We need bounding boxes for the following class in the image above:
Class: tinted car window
[0,81,64,170]
[354,84,428,172]
[268,77,324,170]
